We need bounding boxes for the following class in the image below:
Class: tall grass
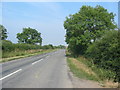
[67,58,99,81]
[2,49,42,58]
[76,56,115,81]
[66,51,118,87]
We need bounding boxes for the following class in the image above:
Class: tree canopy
[64,5,117,55]
[17,27,42,45]
[0,25,8,40]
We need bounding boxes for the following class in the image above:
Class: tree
[64,5,117,55]
[17,27,42,45]
[0,25,8,40]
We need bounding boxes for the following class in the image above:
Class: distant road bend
[1,49,73,88]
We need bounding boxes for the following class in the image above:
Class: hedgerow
[86,30,120,82]
[2,40,42,52]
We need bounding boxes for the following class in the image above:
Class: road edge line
[0,69,22,80]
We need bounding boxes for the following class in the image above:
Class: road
[1,49,73,88]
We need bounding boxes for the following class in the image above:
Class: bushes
[2,40,42,58]
[2,40,15,52]
[41,44,66,49]
[2,41,63,58]
[2,40,42,52]
[86,30,120,82]
[14,43,42,50]
[42,44,54,49]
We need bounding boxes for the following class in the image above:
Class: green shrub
[2,41,42,52]
[2,40,15,52]
[86,30,120,82]
[42,44,54,49]
[14,43,41,50]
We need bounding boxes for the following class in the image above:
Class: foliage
[55,45,66,49]
[67,55,118,87]
[17,27,42,45]
[64,5,116,55]
[2,40,15,52]
[14,43,42,50]
[42,44,66,49]
[2,49,55,59]
[2,40,42,53]
[86,30,120,82]
[0,25,8,40]
[42,44,54,49]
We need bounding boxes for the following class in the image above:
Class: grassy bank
[66,53,118,88]
[1,49,57,63]
[67,57,99,81]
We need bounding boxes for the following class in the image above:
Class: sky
[1,2,118,46]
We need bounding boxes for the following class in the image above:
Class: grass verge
[0,49,57,63]
[67,57,99,81]
[67,55,118,88]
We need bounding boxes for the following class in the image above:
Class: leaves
[0,25,8,40]
[16,27,42,45]
[64,5,116,55]
[86,30,120,82]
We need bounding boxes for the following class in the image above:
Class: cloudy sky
[1,2,118,45]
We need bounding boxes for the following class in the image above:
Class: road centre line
[32,59,43,65]
[0,69,22,80]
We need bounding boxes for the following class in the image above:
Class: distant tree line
[0,25,42,45]
[0,25,65,56]
[64,5,120,83]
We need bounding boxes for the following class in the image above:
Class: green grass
[1,49,57,63]
[66,54,118,87]
[67,58,99,81]
[76,56,115,81]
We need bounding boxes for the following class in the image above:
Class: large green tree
[17,27,42,45]
[0,25,8,40]
[64,5,117,55]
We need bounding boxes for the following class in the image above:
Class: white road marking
[32,59,43,65]
[0,69,22,80]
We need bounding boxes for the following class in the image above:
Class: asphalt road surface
[1,49,73,88]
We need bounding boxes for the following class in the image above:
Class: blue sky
[1,2,118,45]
